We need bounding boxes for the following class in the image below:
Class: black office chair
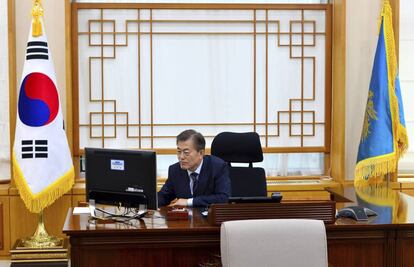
[211,132,267,197]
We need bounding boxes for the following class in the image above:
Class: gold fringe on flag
[355,154,397,186]
[31,0,44,37]
[382,0,409,159]
[12,153,74,214]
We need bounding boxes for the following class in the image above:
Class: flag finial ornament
[31,0,44,37]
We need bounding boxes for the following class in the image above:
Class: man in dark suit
[158,129,231,207]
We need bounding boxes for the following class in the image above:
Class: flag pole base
[21,210,63,248]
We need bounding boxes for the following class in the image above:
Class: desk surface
[64,208,216,233]
[64,186,414,232]
[332,185,413,225]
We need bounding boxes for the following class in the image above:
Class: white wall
[0,0,10,179]
[345,0,382,180]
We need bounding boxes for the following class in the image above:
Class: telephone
[336,206,377,221]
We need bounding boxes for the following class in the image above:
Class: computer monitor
[85,147,157,210]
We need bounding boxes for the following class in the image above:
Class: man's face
[177,138,204,172]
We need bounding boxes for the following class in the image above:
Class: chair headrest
[211,132,263,163]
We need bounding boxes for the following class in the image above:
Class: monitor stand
[89,199,148,220]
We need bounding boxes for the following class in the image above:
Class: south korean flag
[13,16,74,213]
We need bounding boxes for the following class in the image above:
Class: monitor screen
[85,147,157,210]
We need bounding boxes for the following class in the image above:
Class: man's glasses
[177,149,192,157]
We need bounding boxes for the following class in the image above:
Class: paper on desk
[73,207,91,214]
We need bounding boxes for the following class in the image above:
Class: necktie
[190,172,198,195]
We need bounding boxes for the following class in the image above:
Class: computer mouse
[337,206,369,221]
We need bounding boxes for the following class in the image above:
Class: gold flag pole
[18,0,61,249]
[21,210,63,248]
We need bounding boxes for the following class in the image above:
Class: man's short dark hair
[176,129,205,151]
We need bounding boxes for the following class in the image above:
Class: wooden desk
[63,188,414,267]
[64,209,219,267]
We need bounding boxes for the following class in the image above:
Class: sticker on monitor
[110,159,125,171]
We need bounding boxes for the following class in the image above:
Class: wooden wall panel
[65,0,73,154]
[43,196,72,238]
[0,196,10,257]
[331,0,345,182]
[275,191,331,201]
[10,195,43,244]
[0,202,3,251]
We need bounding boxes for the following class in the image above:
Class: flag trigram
[26,41,48,60]
[21,140,48,159]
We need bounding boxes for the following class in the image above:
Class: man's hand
[168,198,188,207]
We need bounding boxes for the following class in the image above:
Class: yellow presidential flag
[355,1,408,185]
[12,2,74,213]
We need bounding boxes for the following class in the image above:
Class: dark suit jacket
[157,155,231,207]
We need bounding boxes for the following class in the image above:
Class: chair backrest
[211,132,263,164]
[229,167,267,197]
[220,219,328,267]
[211,132,267,197]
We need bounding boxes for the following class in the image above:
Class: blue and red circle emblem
[18,72,59,127]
